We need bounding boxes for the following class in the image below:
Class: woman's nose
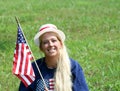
[49,41,53,46]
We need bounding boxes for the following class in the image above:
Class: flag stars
[17,28,26,43]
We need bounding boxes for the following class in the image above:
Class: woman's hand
[45,87,49,91]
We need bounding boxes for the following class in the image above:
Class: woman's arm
[71,59,89,91]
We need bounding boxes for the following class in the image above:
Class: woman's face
[40,32,62,57]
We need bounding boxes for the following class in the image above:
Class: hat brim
[34,28,65,46]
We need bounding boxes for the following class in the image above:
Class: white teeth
[48,48,55,52]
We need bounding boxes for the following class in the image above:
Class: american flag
[36,78,55,91]
[12,24,35,87]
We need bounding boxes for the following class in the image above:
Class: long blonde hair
[54,42,72,91]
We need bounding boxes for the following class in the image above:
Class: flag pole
[15,17,48,89]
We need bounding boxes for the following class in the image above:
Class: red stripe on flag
[13,44,19,73]
[30,66,34,75]
[24,48,29,75]
[19,44,24,73]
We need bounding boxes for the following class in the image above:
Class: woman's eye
[43,41,48,44]
[52,39,57,42]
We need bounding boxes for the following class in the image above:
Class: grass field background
[0,0,120,91]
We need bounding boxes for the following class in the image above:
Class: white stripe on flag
[21,75,31,85]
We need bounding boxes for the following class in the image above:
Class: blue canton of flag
[17,26,26,43]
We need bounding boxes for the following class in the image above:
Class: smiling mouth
[48,48,56,53]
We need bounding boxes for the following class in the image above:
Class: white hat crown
[34,24,65,46]
[39,24,57,31]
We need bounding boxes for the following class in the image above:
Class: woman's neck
[45,56,58,68]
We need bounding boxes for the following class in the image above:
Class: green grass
[0,0,120,90]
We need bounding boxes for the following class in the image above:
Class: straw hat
[34,24,65,46]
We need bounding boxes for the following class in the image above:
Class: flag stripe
[21,45,26,75]
[24,47,29,75]
[26,54,30,74]
[13,44,18,73]
[49,79,54,90]
[15,44,21,74]
[19,44,24,73]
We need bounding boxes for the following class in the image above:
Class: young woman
[19,24,89,91]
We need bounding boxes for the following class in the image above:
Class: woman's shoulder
[70,58,82,71]
[70,58,80,66]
